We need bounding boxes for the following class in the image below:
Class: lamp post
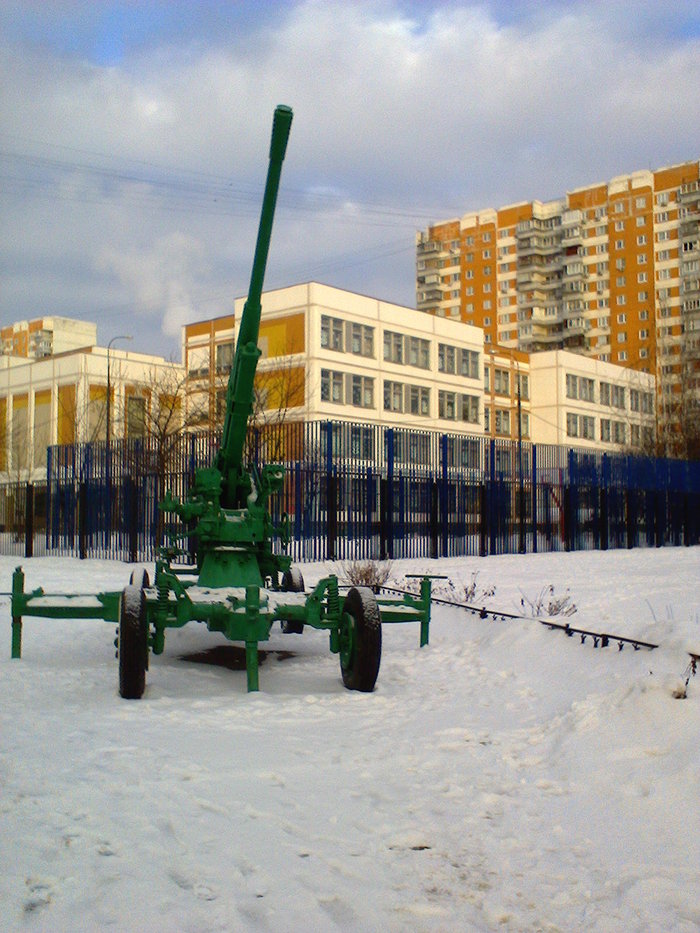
[106,335,132,447]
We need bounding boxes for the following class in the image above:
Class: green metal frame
[10,562,432,692]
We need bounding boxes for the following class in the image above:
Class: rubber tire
[118,584,148,699]
[282,567,304,593]
[340,586,382,692]
[129,568,150,588]
[127,569,150,670]
[281,567,305,634]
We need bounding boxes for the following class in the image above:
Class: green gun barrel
[216,105,293,507]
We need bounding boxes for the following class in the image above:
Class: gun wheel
[281,567,305,634]
[118,584,148,699]
[339,586,382,692]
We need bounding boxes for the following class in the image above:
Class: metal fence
[2,420,699,563]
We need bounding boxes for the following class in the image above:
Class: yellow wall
[255,365,305,410]
[260,312,305,357]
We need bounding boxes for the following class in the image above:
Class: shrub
[520,585,577,618]
[342,560,393,593]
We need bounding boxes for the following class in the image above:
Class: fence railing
[1,420,699,563]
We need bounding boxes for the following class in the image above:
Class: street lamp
[106,335,132,446]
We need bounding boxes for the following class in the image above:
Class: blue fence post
[380,428,394,561]
[531,444,537,554]
[441,433,449,558]
[325,421,337,561]
[600,453,609,551]
[489,439,497,555]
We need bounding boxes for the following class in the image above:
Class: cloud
[0,1,698,357]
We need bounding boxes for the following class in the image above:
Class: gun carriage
[10,106,432,697]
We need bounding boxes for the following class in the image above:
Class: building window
[516,373,529,400]
[494,368,510,395]
[383,380,403,412]
[126,396,146,438]
[321,369,344,403]
[600,418,611,442]
[438,344,456,374]
[215,342,235,373]
[321,315,345,351]
[613,421,626,443]
[461,394,479,423]
[459,349,479,380]
[438,390,456,420]
[407,385,430,416]
[407,336,430,369]
[351,375,374,408]
[350,322,374,357]
[569,409,597,440]
[495,409,510,435]
[600,382,611,406]
[611,384,626,409]
[383,331,404,364]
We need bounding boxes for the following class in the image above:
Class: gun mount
[159,104,293,588]
[10,105,433,698]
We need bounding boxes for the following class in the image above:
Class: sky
[1,0,699,360]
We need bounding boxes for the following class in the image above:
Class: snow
[2,547,700,932]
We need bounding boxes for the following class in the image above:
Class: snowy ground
[1,548,699,932]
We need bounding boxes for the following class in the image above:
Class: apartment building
[0,335,184,481]
[417,160,699,447]
[183,282,655,455]
[0,317,97,359]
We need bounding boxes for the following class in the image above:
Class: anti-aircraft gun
[10,105,433,699]
[158,104,296,592]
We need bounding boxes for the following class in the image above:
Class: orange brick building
[417,161,700,451]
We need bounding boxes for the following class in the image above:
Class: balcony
[417,239,441,256]
[531,306,563,325]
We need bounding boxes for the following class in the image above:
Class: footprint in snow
[169,869,219,901]
[24,879,53,913]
